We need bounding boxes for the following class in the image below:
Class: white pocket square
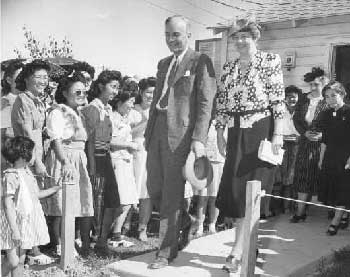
[184,70,191,76]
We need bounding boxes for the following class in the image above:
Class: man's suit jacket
[144,48,216,152]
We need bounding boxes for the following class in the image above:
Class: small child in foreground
[1,136,61,277]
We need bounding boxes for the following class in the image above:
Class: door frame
[328,43,350,81]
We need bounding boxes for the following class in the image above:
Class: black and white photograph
[1,0,350,276]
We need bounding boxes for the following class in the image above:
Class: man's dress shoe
[148,256,169,269]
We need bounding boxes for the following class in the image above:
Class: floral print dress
[1,168,50,250]
[215,50,285,218]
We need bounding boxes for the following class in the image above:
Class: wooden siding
[195,38,222,81]
[224,16,350,92]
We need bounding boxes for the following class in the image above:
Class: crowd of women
[1,17,350,275]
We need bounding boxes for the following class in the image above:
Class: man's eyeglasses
[74,90,87,96]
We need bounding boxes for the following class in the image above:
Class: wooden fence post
[60,183,75,270]
[241,180,261,276]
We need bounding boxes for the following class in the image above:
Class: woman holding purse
[215,17,285,273]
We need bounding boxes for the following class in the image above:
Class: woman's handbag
[258,139,284,165]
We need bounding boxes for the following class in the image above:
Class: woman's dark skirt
[319,148,350,207]
[94,151,120,208]
[216,116,276,218]
[293,137,321,194]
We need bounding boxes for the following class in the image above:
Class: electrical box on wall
[283,51,296,70]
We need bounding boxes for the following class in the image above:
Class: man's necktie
[159,57,178,109]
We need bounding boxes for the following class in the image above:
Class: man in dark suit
[144,15,216,269]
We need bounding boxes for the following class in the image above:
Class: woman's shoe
[289,214,307,223]
[222,255,241,273]
[138,229,148,242]
[339,216,349,230]
[326,224,339,236]
[110,232,122,242]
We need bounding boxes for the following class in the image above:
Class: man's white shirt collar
[173,47,188,64]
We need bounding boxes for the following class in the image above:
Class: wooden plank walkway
[106,207,350,277]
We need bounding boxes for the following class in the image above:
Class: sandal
[28,254,55,265]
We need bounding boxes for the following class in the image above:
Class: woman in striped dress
[82,70,122,251]
[291,67,328,222]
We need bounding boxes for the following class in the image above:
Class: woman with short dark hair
[11,59,52,261]
[108,92,139,242]
[82,70,121,252]
[44,73,94,256]
[12,59,50,177]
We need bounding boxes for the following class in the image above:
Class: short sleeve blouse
[11,91,46,135]
[81,98,113,148]
[2,169,19,198]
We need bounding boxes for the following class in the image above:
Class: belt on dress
[61,140,85,150]
[94,140,110,156]
[228,108,271,128]
[227,108,270,117]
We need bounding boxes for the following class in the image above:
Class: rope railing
[260,191,350,213]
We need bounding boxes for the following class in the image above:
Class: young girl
[1,136,61,276]
[192,119,225,237]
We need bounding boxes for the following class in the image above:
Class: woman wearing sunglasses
[43,72,94,256]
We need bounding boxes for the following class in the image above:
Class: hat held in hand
[182,151,213,190]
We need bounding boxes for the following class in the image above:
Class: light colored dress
[110,111,138,205]
[11,91,46,166]
[1,92,17,138]
[1,168,50,250]
[129,105,150,199]
[43,104,94,217]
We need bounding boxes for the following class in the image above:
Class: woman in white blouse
[44,73,94,256]
[108,92,139,242]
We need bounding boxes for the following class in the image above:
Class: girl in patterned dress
[192,120,225,237]
[1,136,60,277]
